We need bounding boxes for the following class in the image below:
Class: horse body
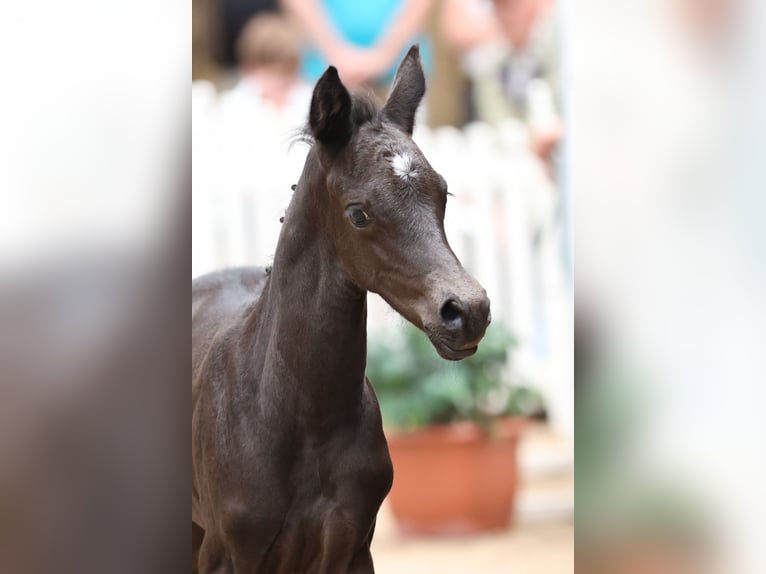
[192,162,391,571]
[192,46,490,573]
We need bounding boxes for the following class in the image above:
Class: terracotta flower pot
[386,417,525,536]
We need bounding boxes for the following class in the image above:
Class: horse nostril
[440,299,463,326]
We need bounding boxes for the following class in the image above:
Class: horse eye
[347,206,371,228]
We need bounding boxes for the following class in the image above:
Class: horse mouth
[430,336,478,361]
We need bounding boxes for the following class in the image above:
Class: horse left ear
[383,45,426,135]
[309,66,353,149]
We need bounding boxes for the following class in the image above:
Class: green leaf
[367,321,544,431]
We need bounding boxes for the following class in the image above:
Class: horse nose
[439,294,491,343]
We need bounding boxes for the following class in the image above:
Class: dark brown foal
[192,46,490,573]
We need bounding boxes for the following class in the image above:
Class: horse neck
[252,149,368,416]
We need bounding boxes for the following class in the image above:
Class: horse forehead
[350,127,432,186]
[389,150,419,182]
[376,137,425,183]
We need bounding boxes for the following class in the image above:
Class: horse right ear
[309,66,352,149]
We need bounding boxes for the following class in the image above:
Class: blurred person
[206,0,280,69]
[441,0,503,53]
[205,13,312,277]
[231,13,311,117]
[281,0,434,90]
[442,0,562,163]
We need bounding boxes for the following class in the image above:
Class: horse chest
[262,436,392,571]
[289,416,393,520]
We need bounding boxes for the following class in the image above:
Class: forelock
[349,92,381,128]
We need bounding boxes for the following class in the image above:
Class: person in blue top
[282,0,433,89]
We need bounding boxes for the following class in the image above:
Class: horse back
[192,267,268,382]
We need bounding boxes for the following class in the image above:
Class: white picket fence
[192,81,573,436]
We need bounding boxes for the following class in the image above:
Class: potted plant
[367,322,546,536]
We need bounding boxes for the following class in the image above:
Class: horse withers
[192,45,491,573]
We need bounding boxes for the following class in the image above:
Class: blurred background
[2,0,765,571]
[192,0,573,571]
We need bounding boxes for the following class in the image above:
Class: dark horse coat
[192,46,490,573]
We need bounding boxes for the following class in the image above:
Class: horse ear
[382,45,426,135]
[309,66,353,148]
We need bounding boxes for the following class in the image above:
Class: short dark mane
[292,91,382,148]
[349,91,381,128]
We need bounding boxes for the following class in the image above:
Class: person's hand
[329,44,392,88]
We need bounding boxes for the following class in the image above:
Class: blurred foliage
[366,322,546,433]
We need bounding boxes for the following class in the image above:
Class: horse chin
[427,334,478,361]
